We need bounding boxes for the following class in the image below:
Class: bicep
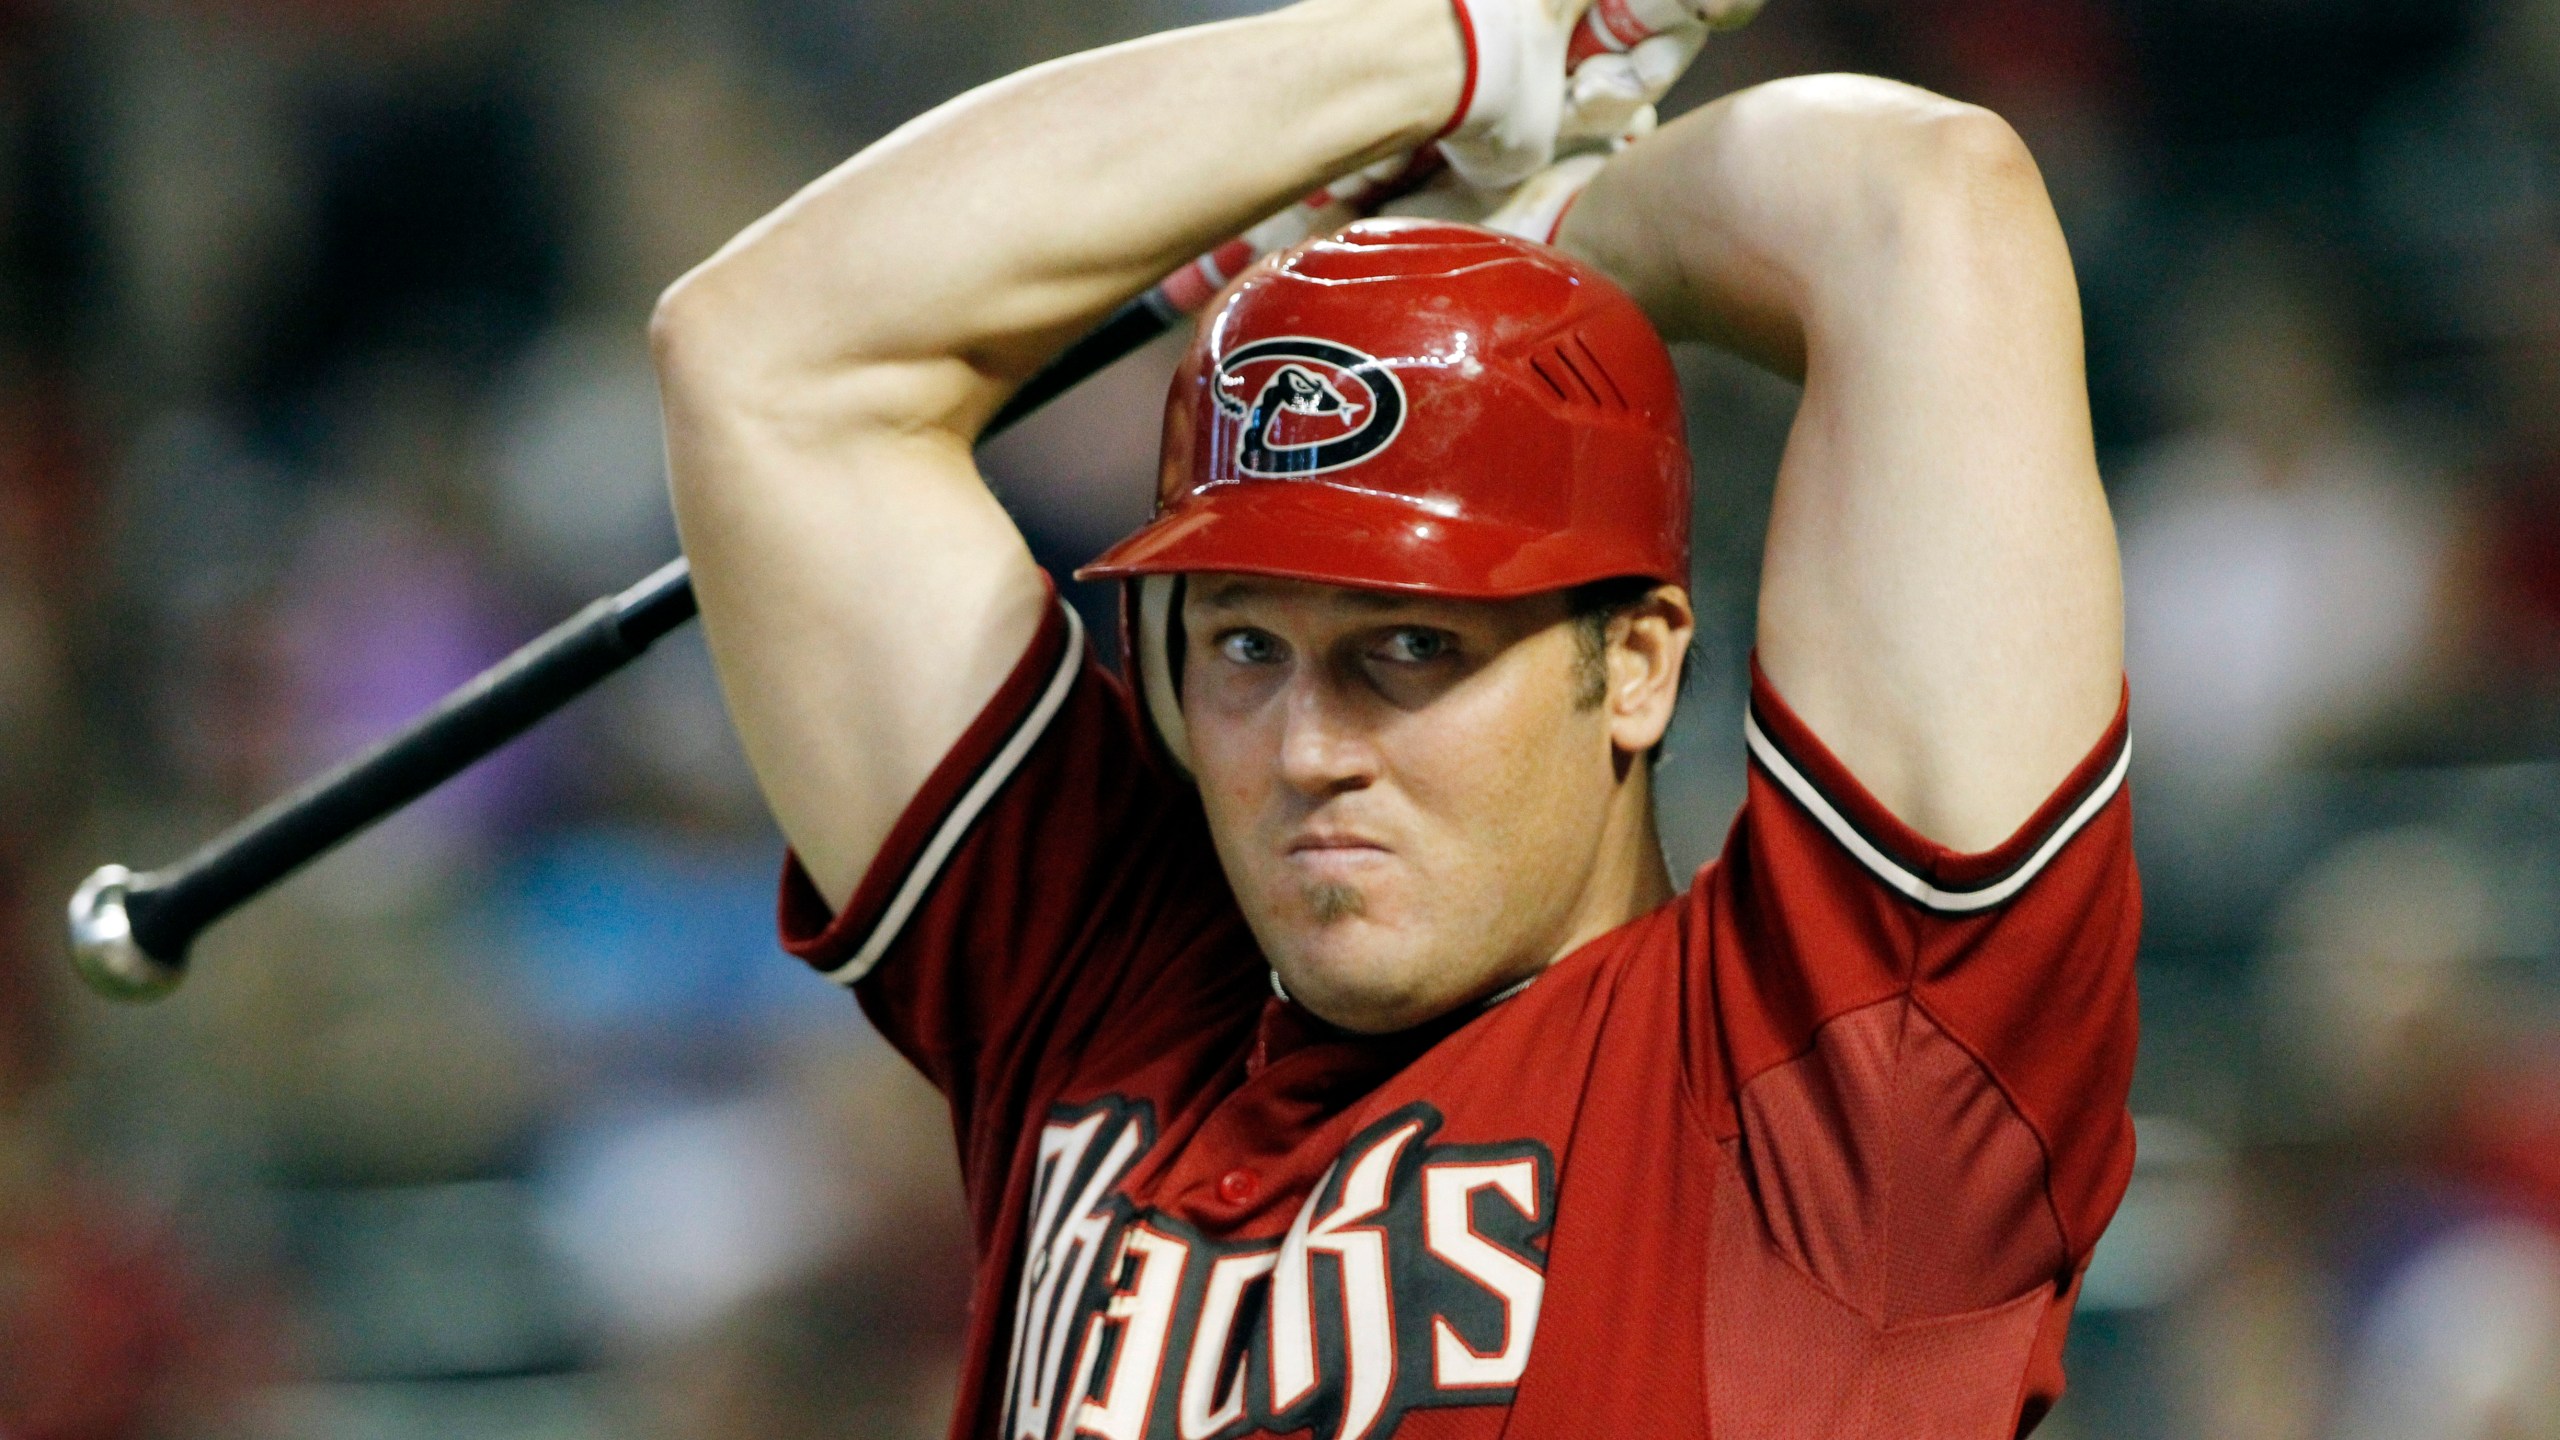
[663,351,1051,909]
[1563,81,2124,852]
[1756,140,2121,852]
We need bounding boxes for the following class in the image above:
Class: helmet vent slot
[1549,345,1605,407]
[1527,354,1575,404]
[1531,340,1626,412]
[1571,335,1629,409]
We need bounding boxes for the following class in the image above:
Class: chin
[1291,983,1450,1036]
[1271,925,1472,1035]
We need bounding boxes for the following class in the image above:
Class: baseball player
[651,0,2137,1433]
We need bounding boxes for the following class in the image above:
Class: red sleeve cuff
[1743,656,2131,913]
[779,593,1085,982]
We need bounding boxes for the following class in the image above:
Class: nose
[1276,665,1378,798]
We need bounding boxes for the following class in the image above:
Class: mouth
[1283,832,1394,882]
[1286,831,1391,857]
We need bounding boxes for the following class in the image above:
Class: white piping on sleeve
[825,603,1087,985]
[1741,708,2130,915]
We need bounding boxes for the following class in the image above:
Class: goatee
[1304,882,1366,924]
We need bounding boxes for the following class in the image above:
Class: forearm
[655,0,1464,431]
[648,0,1468,907]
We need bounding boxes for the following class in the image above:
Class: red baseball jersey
[781,594,2140,1439]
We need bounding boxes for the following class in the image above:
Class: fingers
[1435,0,1758,200]
[1560,26,1703,142]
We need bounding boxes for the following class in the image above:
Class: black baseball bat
[67,290,1184,1000]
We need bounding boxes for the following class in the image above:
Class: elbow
[646,273,695,373]
[1734,77,2062,276]
[650,260,752,402]
[649,222,829,410]
[649,254,832,509]
[1877,102,2077,341]
[1845,89,2060,279]
[1888,101,2051,240]
[652,246,984,469]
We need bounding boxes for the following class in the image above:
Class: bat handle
[69,864,185,1001]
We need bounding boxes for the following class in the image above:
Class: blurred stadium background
[3,0,2559,1434]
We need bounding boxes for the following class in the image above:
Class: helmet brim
[1075,482,1679,599]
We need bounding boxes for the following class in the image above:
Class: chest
[993,958,1721,1440]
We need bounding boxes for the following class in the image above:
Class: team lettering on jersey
[1004,1098,1556,1440]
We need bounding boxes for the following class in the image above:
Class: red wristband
[1545,185,1585,243]
[1434,0,1482,143]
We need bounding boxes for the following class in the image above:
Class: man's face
[1178,576,1675,1034]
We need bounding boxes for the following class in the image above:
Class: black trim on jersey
[1742,696,2130,915]
[820,600,1086,984]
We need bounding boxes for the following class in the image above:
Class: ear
[1605,585,1695,757]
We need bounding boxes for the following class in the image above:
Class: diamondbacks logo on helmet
[1213,337,1406,478]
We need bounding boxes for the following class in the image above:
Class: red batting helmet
[1076,217,1692,765]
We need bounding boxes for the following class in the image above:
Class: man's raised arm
[1562,77,2123,851]
[650,1,1481,907]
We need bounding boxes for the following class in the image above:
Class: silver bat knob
[67,865,185,1002]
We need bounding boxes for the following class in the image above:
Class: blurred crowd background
[2,0,2558,1435]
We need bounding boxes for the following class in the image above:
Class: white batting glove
[1560,24,1701,142]
[1436,0,1588,190]
[1556,0,1763,141]
[1436,0,1761,191]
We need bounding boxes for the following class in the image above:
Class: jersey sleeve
[1696,658,2139,1435]
[776,590,1263,1198]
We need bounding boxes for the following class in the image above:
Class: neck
[1546,767,1677,968]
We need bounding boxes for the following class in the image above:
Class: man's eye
[1218,630,1283,665]
[1378,629,1453,663]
